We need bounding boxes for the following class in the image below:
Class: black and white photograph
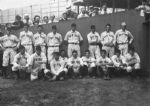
[0,0,150,105]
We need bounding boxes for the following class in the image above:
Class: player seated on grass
[125,46,141,77]
[67,50,84,79]
[12,45,30,79]
[29,45,48,81]
[97,50,113,80]
[82,50,97,78]
[50,52,68,81]
[60,50,68,68]
[111,49,127,76]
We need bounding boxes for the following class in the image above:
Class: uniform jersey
[97,56,112,66]
[60,57,68,66]
[0,34,19,48]
[50,58,65,75]
[68,57,83,71]
[115,29,133,44]
[101,31,115,46]
[13,52,30,67]
[20,31,33,45]
[111,55,126,67]
[29,52,47,69]
[47,32,62,46]
[82,56,96,67]
[64,30,83,44]
[125,52,140,65]
[87,32,100,44]
[33,32,46,46]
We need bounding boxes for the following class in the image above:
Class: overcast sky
[0,0,51,10]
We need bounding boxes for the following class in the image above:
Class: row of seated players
[11,45,141,81]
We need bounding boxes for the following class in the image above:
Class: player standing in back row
[19,24,33,55]
[87,25,101,59]
[115,22,134,56]
[64,23,83,57]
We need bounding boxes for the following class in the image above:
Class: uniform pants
[68,66,83,78]
[89,45,100,59]
[102,46,114,57]
[68,44,80,58]
[82,65,97,77]
[118,44,128,56]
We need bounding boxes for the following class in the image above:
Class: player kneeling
[29,45,48,81]
[12,45,30,79]
[50,52,68,81]
[125,47,141,77]
[82,50,97,78]
[97,50,113,80]
[111,49,127,76]
[67,50,84,79]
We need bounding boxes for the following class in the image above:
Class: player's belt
[90,44,98,46]
[48,45,59,47]
[69,43,79,45]
[22,44,32,46]
[117,42,128,45]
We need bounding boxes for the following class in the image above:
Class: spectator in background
[88,6,95,17]
[23,14,33,26]
[33,15,41,25]
[100,4,108,15]
[49,15,58,23]
[12,15,24,30]
[62,6,78,20]
[135,0,150,20]
[92,7,100,16]
[59,13,68,21]
[77,8,89,19]
[42,16,49,24]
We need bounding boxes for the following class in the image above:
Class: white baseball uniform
[12,52,30,72]
[50,58,67,76]
[101,31,115,57]
[60,56,68,68]
[115,29,134,56]
[67,57,83,73]
[64,30,83,57]
[82,56,96,68]
[47,32,62,62]
[125,52,140,72]
[111,55,126,69]
[0,34,19,66]
[29,52,47,80]
[20,31,33,55]
[87,31,101,59]
[33,32,47,54]
[97,56,112,72]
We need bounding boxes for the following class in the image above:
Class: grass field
[0,77,150,106]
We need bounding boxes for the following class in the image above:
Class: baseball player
[124,47,141,74]
[33,25,47,54]
[87,25,101,59]
[82,50,97,78]
[111,49,127,75]
[115,22,134,56]
[60,50,68,68]
[50,52,67,81]
[29,45,48,81]
[47,25,62,63]
[67,50,84,78]
[0,27,19,78]
[19,24,33,55]
[101,24,115,58]
[64,23,83,57]
[12,45,30,79]
[97,50,112,80]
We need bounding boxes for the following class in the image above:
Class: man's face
[54,54,59,60]
[35,17,40,21]
[85,52,90,58]
[36,49,41,55]
[52,28,57,33]
[6,30,11,35]
[91,28,95,33]
[101,51,106,58]
[129,50,134,56]
[38,27,42,33]
[72,52,77,58]
[71,26,76,31]
[81,8,86,14]
[116,52,120,57]
[43,17,49,22]
[106,25,111,32]
[121,25,126,30]
[61,51,65,57]
[20,48,25,54]
[25,16,29,20]
[24,26,28,32]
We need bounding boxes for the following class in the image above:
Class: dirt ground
[0,77,150,106]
